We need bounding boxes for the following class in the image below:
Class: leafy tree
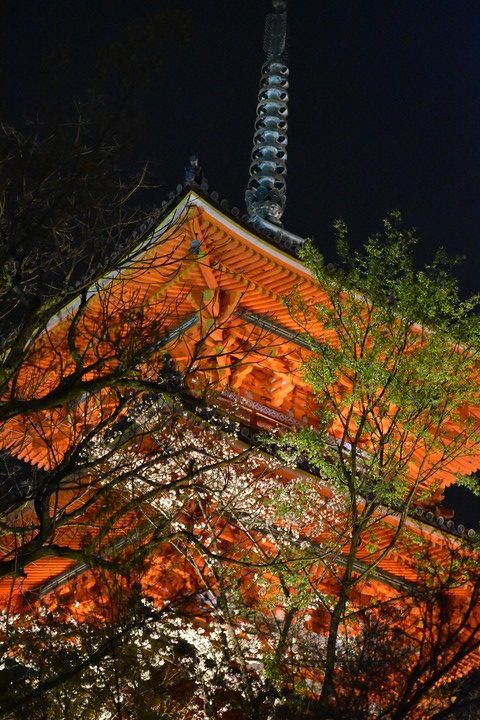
[273,215,480,715]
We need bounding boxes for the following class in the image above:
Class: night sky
[1,0,479,525]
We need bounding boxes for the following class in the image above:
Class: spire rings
[245,60,289,223]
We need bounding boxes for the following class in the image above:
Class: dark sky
[2,0,479,287]
[1,0,479,525]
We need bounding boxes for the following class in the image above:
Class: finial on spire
[264,1,288,60]
[245,0,289,226]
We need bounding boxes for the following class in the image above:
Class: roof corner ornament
[245,0,289,227]
[184,154,204,187]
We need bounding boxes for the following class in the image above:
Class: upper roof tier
[3,186,480,499]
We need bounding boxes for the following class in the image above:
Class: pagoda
[0,2,479,717]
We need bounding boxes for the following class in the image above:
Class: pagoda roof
[3,184,480,489]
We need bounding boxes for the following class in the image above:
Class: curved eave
[166,187,312,280]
